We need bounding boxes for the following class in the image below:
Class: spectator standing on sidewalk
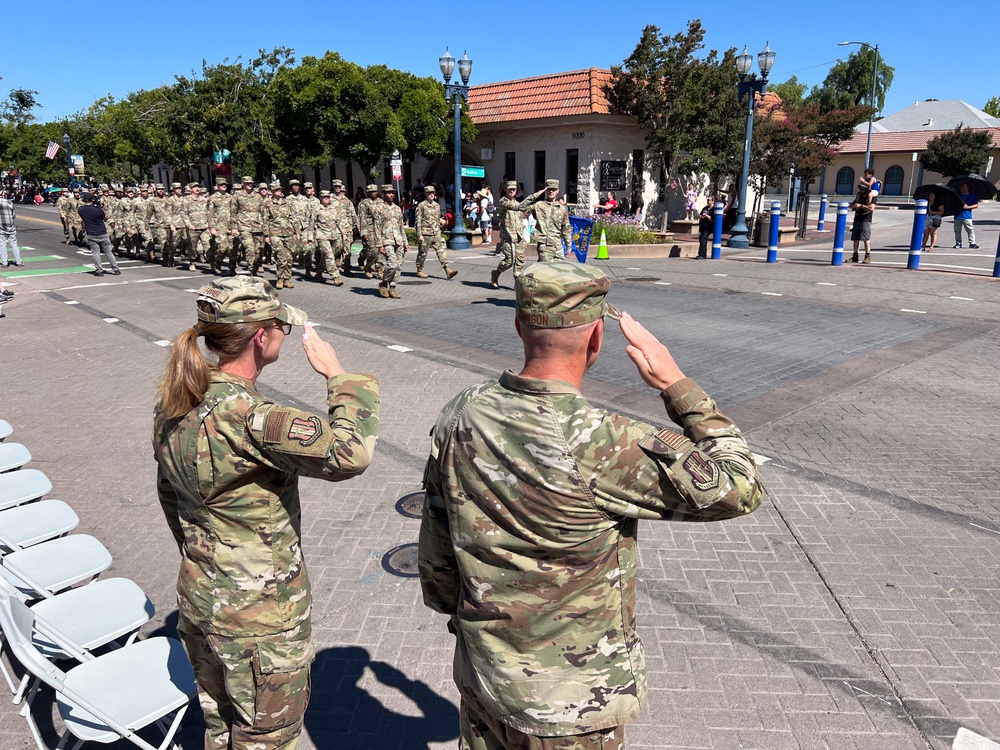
[953,182,979,249]
[849,184,875,264]
[0,191,24,268]
[697,200,713,259]
[922,191,945,252]
[78,193,121,276]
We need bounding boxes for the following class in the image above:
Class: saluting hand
[619,312,685,392]
[302,323,345,379]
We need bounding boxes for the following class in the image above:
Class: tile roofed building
[839,128,1000,154]
[469,68,615,124]
[864,99,1000,133]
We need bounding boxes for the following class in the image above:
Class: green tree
[807,48,894,115]
[769,75,807,110]
[920,125,994,177]
[984,96,1000,118]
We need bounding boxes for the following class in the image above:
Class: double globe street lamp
[439,48,473,250]
[839,40,880,170]
[727,42,775,249]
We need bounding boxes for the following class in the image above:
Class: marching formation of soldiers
[53,176,468,298]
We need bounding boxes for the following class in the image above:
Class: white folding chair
[0,470,53,512]
[0,443,31,473]
[0,593,195,750]
[0,574,154,701]
[0,501,80,553]
[0,419,12,442]
[1,535,112,599]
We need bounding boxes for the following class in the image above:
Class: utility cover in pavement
[381,543,420,578]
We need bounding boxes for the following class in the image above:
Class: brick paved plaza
[1,204,998,749]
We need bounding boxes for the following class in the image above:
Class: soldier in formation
[328,180,358,277]
[262,181,299,289]
[357,184,382,279]
[207,178,234,275]
[311,190,345,286]
[231,177,266,276]
[492,181,544,288]
[166,182,187,268]
[531,178,572,262]
[183,182,211,271]
[377,184,406,299]
[149,184,171,265]
[414,185,458,280]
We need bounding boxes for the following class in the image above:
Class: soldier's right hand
[619,312,685,392]
[302,323,346,379]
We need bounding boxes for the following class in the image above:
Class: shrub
[590,214,664,245]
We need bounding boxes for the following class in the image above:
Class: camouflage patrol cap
[187,182,199,189]
[424,185,437,194]
[170,182,183,189]
[269,181,283,191]
[545,179,560,190]
[504,181,517,190]
[366,184,378,193]
[331,179,344,188]
[381,184,394,192]
[215,177,228,184]
[258,182,269,190]
[288,179,300,186]
[196,277,307,326]
[154,184,166,191]
[303,182,314,189]
[319,190,331,198]
[515,260,610,329]
[241,176,254,183]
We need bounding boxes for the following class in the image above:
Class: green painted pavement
[4,265,96,278]
[5,255,63,264]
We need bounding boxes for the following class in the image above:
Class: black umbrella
[913,183,964,217]
[946,174,997,201]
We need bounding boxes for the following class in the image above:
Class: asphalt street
[1,201,998,749]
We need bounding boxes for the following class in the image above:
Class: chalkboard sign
[599,160,627,191]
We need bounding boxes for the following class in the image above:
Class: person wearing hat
[154,276,380,750]
[326,179,359,276]
[164,182,188,268]
[491,181,545,288]
[148,184,170,264]
[104,186,123,256]
[299,182,320,278]
[414,184,458,280]
[310,190,344,286]
[208,178,234,275]
[68,188,86,245]
[418,261,763,749]
[77,192,121,276]
[377,184,406,298]
[231,177,266,276]
[357,184,383,278]
[285,179,311,278]
[183,182,211,271]
[56,188,75,243]
[262,182,299,288]
[134,186,154,262]
[530,178,573,262]
[477,186,494,246]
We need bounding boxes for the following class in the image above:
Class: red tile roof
[838,128,1000,153]
[469,68,614,124]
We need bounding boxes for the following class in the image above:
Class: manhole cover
[396,492,424,518]
[381,543,420,578]
[624,276,661,282]
[398,280,433,285]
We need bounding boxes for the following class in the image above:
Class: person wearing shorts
[849,186,874,264]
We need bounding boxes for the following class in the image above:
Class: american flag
[45,141,60,160]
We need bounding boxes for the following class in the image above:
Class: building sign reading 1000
[599,161,627,192]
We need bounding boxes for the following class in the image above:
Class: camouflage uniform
[262,183,298,288]
[165,183,187,267]
[207,181,234,274]
[493,182,543,287]
[357,185,382,277]
[104,191,123,253]
[148,186,171,263]
[184,184,211,268]
[414,187,456,279]
[312,192,343,285]
[154,277,380,750]
[135,189,154,260]
[377,186,406,298]
[329,182,358,274]
[56,191,74,242]
[231,179,265,274]
[419,262,763,746]
[286,180,309,270]
[531,179,572,262]
[123,191,142,257]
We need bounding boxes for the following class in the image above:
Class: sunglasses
[603,302,622,321]
[271,322,292,335]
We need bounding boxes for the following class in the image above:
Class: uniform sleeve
[245,373,380,480]
[584,378,763,522]
[418,414,460,616]
[155,462,185,553]
[561,211,572,246]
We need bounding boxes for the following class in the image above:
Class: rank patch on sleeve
[287,416,323,447]
[683,451,720,491]
[262,410,288,445]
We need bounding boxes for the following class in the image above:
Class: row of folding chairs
[0,421,196,750]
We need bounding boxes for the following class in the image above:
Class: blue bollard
[766,200,781,263]
[994,233,1000,278]
[711,201,724,259]
[908,199,927,270]
[817,194,828,231]
[831,202,848,265]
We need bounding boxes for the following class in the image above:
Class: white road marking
[900,308,927,314]
[102,317,119,323]
[761,292,783,296]
[654,281,671,286]
[51,254,64,259]
[970,523,1000,535]
[184,289,199,293]
[54,281,128,291]
[386,344,413,353]
[713,273,728,277]
[19,246,35,250]
[950,296,974,301]
[154,340,172,347]
[64,300,79,305]
[627,267,641,270]
[816,282,837,286]
[133,275,191,283]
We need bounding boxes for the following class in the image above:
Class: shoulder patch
[287,416,323,446]
[683,451,720,491]
[262,410,288,444]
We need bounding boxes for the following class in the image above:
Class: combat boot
[333,278,343,287]
[284,279,295,288]
[364,270,373,279]
[446,267,458,280]
[379,284,390,298]
[389,287,401,299]
[275,279,284,289]
[490,269,500,288]
[416,269,429,279]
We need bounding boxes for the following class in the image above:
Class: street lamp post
[439,48,472,250]
[727,42,775,249]
[839,41,879,170]
[62,133,73,188]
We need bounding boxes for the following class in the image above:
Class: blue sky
[4,1,997,123]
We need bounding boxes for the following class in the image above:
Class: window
[835,167,855,195]
[504,152,516,184]
[883,165,904,196]
[534,151,546,191]
[632,150,644,189]
[566,149,579,204]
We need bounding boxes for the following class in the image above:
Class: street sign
[391,164,402,181]
[461,165,485,178]
[390,149,403,167]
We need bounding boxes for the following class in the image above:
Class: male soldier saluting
[419,261,763,749]
[414,185,458,280]
[492,181,544,288]
[530,178,572,262]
